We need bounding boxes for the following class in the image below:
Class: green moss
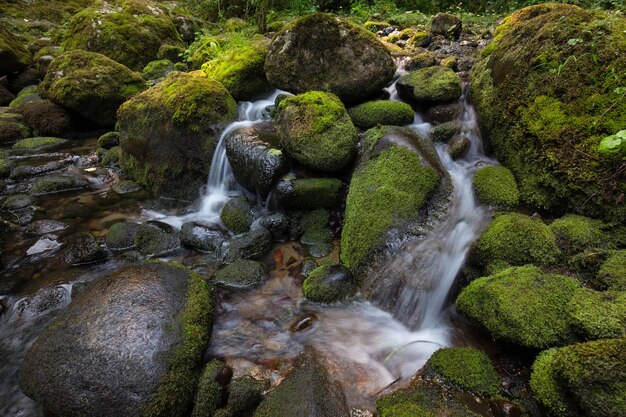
[62,0,183,71]
[456,265,580,348]
[0,25,32,74]
[302,265,356,303]
[12,136,67,151]
[363,21,390,32]
[201,37,271,101]
[158,45,184,63]
[397,66,462,105]
[472,165,519,207]
[473,213,560,267]
[567,288,625,340]
[134,223,180,256]
[470,4,626,222]
[299,209,333,257]
[530,349,572,417]
[143,262,213,417]
[30,175,91,194]
[143,59,174,81]
[191,360,226,417]
[102,146,123,166]
[426,347,500,397]
[406,52,437,71]
[440,56,458,70]
[220,197,252,234]
[384,28,420,43]
[0,158,16,177]
[380,402,435,417]
[276,177,341,210]
[596,250,626,290]
[106,222,140,251]
[348,100,414,129]
[549,214,606,254]
[9,85,39,108]
[213,259,266,289]
[277,91,357,172]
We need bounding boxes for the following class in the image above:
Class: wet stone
[224,228,272,261]
[25,219,68,236]
[106,222,141,251]
[180,222,227,254]
[253,213,290,241]
[213,259,267,289]
[62,233,107,265]
[134,221,181,256]
[30,174,91,195]
[1,194,36,211]
[424,102,463,123]
[112,180,142,194]
[9,159,72,180]
[448,135,470,159]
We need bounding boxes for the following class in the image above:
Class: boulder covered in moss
[265,13,395,103]
[397,66,462,105]
[220,197,253,234]
[12,136,67,151]
[302,264,356,303]
[30,174,91,195]
[213,259,267,289]
[276,91,357,172]
[202,37,271,101]
[106,221,141,251]
[431,13,462,39]
[470,3,626,222]
[549,214,605,254]
[0,112,32,143]
[0,158,16,178]
[17,99,71,136]
[472,165,519,207]
[567,288,625,340]
[275,177,341,211]
[223,228,272,261]
[191,360,230,417]
[142,59,174,82]
[40,50,146,126]
[19,262,213,417]
[134,222,181,256]
[456,265,580,349]
[61,0,183,71]
[341,126,446,272]
[180,222,227,255]
[118,72,237,199]
[0,26,32,75]
[530,339,626,417]
[9,85,41,108]
[347,100,414,129]
[472,212,560,268]
[596,250,626,290]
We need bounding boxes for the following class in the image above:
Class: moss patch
[302,265,356,303]
[567,288,625,340]
[596,250,626,290]
[12,136,67,151]
[397,66,462,105]
[220,197,253,234]
[275,177,341,211]
[191,360,227,417]
[549,214,606,254]
[472,165,519,207]
[213,259,266,289]
[347,100,414,129]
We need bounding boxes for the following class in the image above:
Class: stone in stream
[224,125,289,198]
[30,174,92,195]
[274,177,342,211]
[220,197,254,234]
[134,221,181,256]
[61,233,108,265]
[253,213,290,241]
[0,112,32,143]
[265,13,395,103]
[431,13,463,39]
[180,222,228,255]
[12,136,68,151]
[9,158,73,180]
[347,100,414,130]
[19,262,213,417]
[302,265,356,303]
[25,219,68,236]
[0,157,16,178]
[16,99,72,136]
[191,360,232,417]
[447,135,470,159]
[223,228,272,261]
[1,194,36,211]
[396,66,462,106]
[105,221,141,251]
[112,180,143,194]
[472,165,519,208]
[430,121,461,143]
[297,210,334,258]
[213,259,267,289]
[97,131,120,149]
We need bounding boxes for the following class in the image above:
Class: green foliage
[597,250,626,290]
[347,100,414,129]
[456,265,580,348]
[472,165,520,207]
[397,66,462,105]
[530,349,572,417]
[567,288,626,339]
[598,129,626,160]
[191,360,226,417]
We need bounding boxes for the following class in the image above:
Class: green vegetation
[9,86,39,108]
[549,214,606,254]
[143,59,174,82]
[347,100,414,129]
[530,349,572,417]
[220,197,253,233]
[456,265,580,348]
[191,360,226,417]
[567,288,626,339]
[12,136,67,151]
[472,165,519,207]
[596,250,626,290]
[299,209,333,257]
[0,158,15,178]
[213,259,266,288]
[397,66,462,105]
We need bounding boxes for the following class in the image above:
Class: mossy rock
[16,99,71,136]
[456,265,580,348]
[143,59,174,82]
[265,13,395,103]
[425,347,500,397]
[118,72,237,199]
[473,212,560,267]
[112,180,143,194]
[186,33,243,71]
[0,25,32,75]
[347,100,414,129]
[106,221,140,251]
[567,288,626,340]
[383,28,420,44]
[30,174,91,195]
[0,158,16,178]
[213,259,267,289]
[340,126,444,272]
[406,52,437,71]
[276,91,357,172]
[274,177,341,211]
[302,265,356,303]
[62,0,183,71]
[223,228,272,262]
[298,209,334,258]
[363,21,390,32]
[98,131,120,149]
[9,85,40,108]
[397,66,462,105]
[220,197,253,234]
[134,222,180,256]
[40,50,146,126]
[12,136,67,151]
[218,375,267,417]
[596,250,626,290]
[441,56,458,71]
[191,360,229,417]
[472,165,519,207]
[470,4,626,222]
[530,339,626,417]
[549,214,606,254]
[201,37,271,101]
[1,194,36,211]
[0,113,32,143]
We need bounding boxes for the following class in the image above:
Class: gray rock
[30,174,91,195]
[424,101,463,123]
[214,259,267,289]
[180,222,228,254]
[62,233,107,265]
[25,219,68,236]
[106,222,140,251]
[134,221,181,256]
[9,158,72,180]
[1,194,35,210]
[431,12,462,40]
[447,135,470,159]
[225,228,272,261]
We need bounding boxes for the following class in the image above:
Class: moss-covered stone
[186,33,241,71]
[220,197,253,234]
[30,174,91,194]
[62,0,183,71]
[440,56,458,71]
[456,265,580,348]
[17,99,71,136]
[347,100,414,129]
[430,121,460,143]
[567,288,626,340]
[106,221,140,251]
[223,228,272,262]
[473,213,560,267]
[549,214,606,254]
[363,21,390,32]
[143,59,174,82]
[9,85,40,108]
[0,25,32,75]
[118,72,236,198]
[302,265,356,303]
[470,4,626,222]
[213,259,266,289]
[299,209,333,258]
[40,50,146,126]
[341,126,442,271]
[134,223,180,256]
[12,136,67,151]
[158,44,184,63]
[1,194,36,211]
[472,165,519,207]
[530,339,626,417]
[275,177,341,211]
[0,157,16,178]
[98,132,120,149]
[406,52,437,71]
[425,347,500,396]
[201,37,271,101]
[218,375,267,416]
[191,360,229,417]
[397,66,462,105]
[596,250,626,290]
[276,91,357,172]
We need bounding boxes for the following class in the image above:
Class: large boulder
[118,72,237,198]
[62,0,183,71]
[264,13,396,103]
[19,262,213,417]
[17,99,72,136]
[40,50,146,126]
[470,4,626,222]
[396,66,462,105]
[0,26,32,75]
[276,91,358,172]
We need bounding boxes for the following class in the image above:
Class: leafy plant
[598,130,626,160]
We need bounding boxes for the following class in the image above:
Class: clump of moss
[201,37,271,101]
[9,85,40,108]
[549,214,606,254]
[472,165,519,207]
[30,174,91,194]
[430,121,460,142]
[220,197,253,234]
[530,349,571,417]
[425,347,500,397]
[567,288,625,340]
[12,136,67,151]
[596,250,626,290]
[0,158,16,178]
[473,213,560,267]
[302,265,356,303]
[213,259,266,289]
[397,66,462,105]
[347,100,414,129]
[456,265,580,348]
[134,223,180,256]
[143,59,174,82]
[277,91,357,172]
[191,360,229,417]
[406,52,437,71]
[363,21,390,32]
[106,222,140,251]
[0,113,32,143]
[299,209,333,258]
[0,25,32,75]
[275,177,341,211]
